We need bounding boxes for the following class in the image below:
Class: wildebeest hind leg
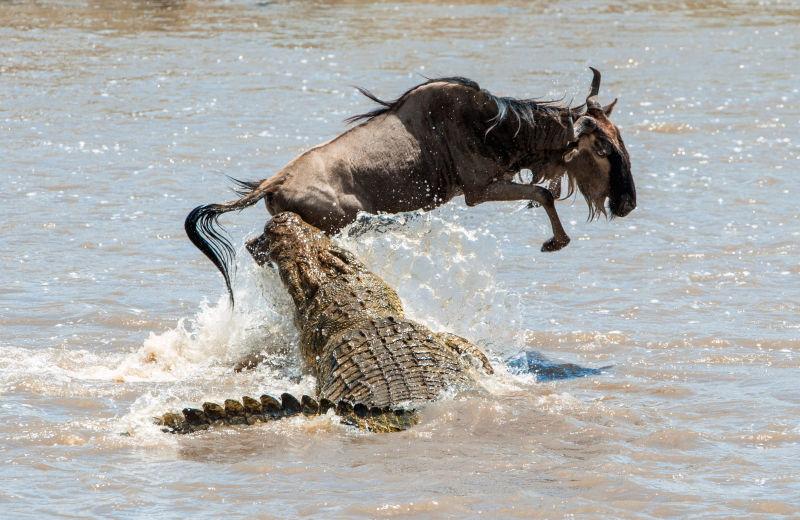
[465,181,570,252]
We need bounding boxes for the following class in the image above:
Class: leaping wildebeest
[186,68,636,303]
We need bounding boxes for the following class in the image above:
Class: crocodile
[156,212,494,433]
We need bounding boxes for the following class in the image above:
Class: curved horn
[570,103,586,117]
[588,67,601,97]
[586,67,602,110]
[573,115,597,138]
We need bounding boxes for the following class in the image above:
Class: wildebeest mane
[345,77,564,135]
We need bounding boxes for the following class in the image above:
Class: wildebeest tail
[228,176,262,196]
[184,176,277,305]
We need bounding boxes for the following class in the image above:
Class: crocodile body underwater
[156,212,494,433]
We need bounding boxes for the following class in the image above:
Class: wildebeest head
[560,68,636,219]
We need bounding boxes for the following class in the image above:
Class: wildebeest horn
[588,67,601,96]
[586,67,602,111]
[573,115,597,138]
[570,104,586,117]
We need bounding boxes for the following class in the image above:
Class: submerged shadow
[505,350,611,382]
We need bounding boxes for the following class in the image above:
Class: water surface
[2,0,799,517]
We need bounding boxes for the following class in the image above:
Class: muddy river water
[1,0,799,517]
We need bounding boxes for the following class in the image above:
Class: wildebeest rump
[186,68,636,303]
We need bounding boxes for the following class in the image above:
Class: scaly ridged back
[318,316,474,408]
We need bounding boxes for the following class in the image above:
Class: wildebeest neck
[460,91,576,174]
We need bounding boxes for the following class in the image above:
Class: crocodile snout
[246,233,271,266]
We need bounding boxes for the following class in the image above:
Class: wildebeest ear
[603,98,618,116]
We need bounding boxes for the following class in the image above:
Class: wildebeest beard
[607,137,635,218]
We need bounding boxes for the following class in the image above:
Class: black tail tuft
[185,204,237,306]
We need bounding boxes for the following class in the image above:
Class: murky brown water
[2,0,799,517]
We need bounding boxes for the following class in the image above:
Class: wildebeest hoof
[541,236,570,252]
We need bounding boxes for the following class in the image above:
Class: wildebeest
[186,68,635,303]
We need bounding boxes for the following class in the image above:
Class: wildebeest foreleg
[465,181,570,252]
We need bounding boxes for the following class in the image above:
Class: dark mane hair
[345,77,566,135]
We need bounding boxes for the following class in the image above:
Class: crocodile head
[247,212,360,317]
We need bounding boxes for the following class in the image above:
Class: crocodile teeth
[301,395,319,415]
[281,393,302,415]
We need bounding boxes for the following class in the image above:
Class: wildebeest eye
[594,142,609,157]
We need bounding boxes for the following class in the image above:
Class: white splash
[90,255,299,383]
[338,208,525,350]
